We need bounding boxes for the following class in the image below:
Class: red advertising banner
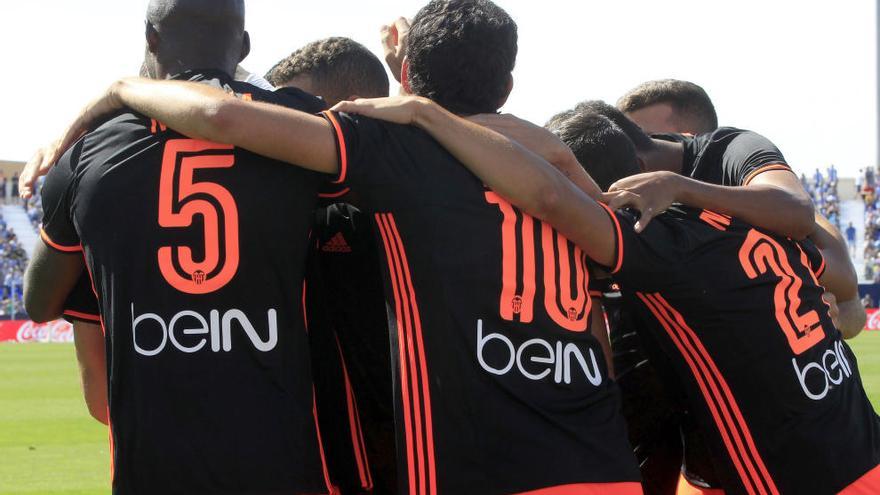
[865,309,880,331]
[0,320,73,343]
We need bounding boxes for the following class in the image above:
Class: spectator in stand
[847,222,857,257]
[864,293,875,309]
[11,174,19,205]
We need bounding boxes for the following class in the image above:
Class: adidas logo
[322,232,352,253]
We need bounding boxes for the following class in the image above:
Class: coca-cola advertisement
[0,319,74,343]
[865,309,880,331]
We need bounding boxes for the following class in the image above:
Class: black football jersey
[320,111,642,495]
[655,127,792,186]
[610,127,796,492]
[307,203,396,495]
[604,205,880,495]
[40,70,334,495]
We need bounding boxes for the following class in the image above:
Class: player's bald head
[143,0,249,79]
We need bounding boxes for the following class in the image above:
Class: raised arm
[21,78,339,198]
[332,96,618,267]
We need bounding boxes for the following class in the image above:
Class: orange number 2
[738,229,824,354]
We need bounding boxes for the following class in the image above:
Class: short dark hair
[406,0,517,115]
[265,37,389,102]
[560,100,654,153]
[147,0,246,74]
[546,107,641,191]
[617,79,718,132]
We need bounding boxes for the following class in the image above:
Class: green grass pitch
[2,333,880,494]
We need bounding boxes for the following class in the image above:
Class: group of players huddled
[19,0,880,494]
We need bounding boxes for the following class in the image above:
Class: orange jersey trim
[40,228,82,252]
[335,335,374,491]
[322,111,348,184]
[376,212,437,495]
[676,474,724,495]
[839,463,880,495]
[638,293,779,495]
[743,163,792,186]
[814,253,827,279]
[63,310,101,323]
[318,187,351,199]
[699,210,732,232]
[597,202,624,274]
[516,482,643,495]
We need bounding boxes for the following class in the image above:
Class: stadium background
[1,0,879,493]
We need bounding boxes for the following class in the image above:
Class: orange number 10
[486,192,591,332]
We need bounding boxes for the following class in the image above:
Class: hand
[20,82,124,199]
[331,96,430,126]
[602,171,683,232]
[823,290,840,329]
[380,17,411,84]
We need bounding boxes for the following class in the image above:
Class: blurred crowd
[802,165,841,228]
[859,166,880,283]
[0,214,28,319]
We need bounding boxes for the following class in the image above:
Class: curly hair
[406,0,517,115]
[265,37,389,102]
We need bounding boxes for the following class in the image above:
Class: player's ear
[401,59,412,95]
[145,22,160,54]
[497,73,514,108]
[239,31,251,63]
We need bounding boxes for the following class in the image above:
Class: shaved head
[143,0,248,79]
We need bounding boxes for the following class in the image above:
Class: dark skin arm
[811,213,865,338]
[73,321,108,425]
[603,169,815,239]
[23,242,84,323]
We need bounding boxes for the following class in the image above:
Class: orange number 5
[158,139,240,294]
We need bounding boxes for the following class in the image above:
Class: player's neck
[156,59,236,80]
[643,139,684,174]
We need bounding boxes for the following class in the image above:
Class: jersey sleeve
[596,204,684,292]
[40,140,83,252]
[61,274,101,324]
[722,130,792,186]
[321,111,394,190]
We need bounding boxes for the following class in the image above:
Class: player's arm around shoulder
[21,78,342,197]
[332,96,619,267]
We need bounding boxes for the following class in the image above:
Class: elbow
[531,183,564,222]
[23,284,57,323]
[23,292,49,323]
[25,301,54,324]
[198,97,239,143]
[87,400,109,425]
[840,314,866,340]
[838,299,867,340]
[788,198,816,240]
